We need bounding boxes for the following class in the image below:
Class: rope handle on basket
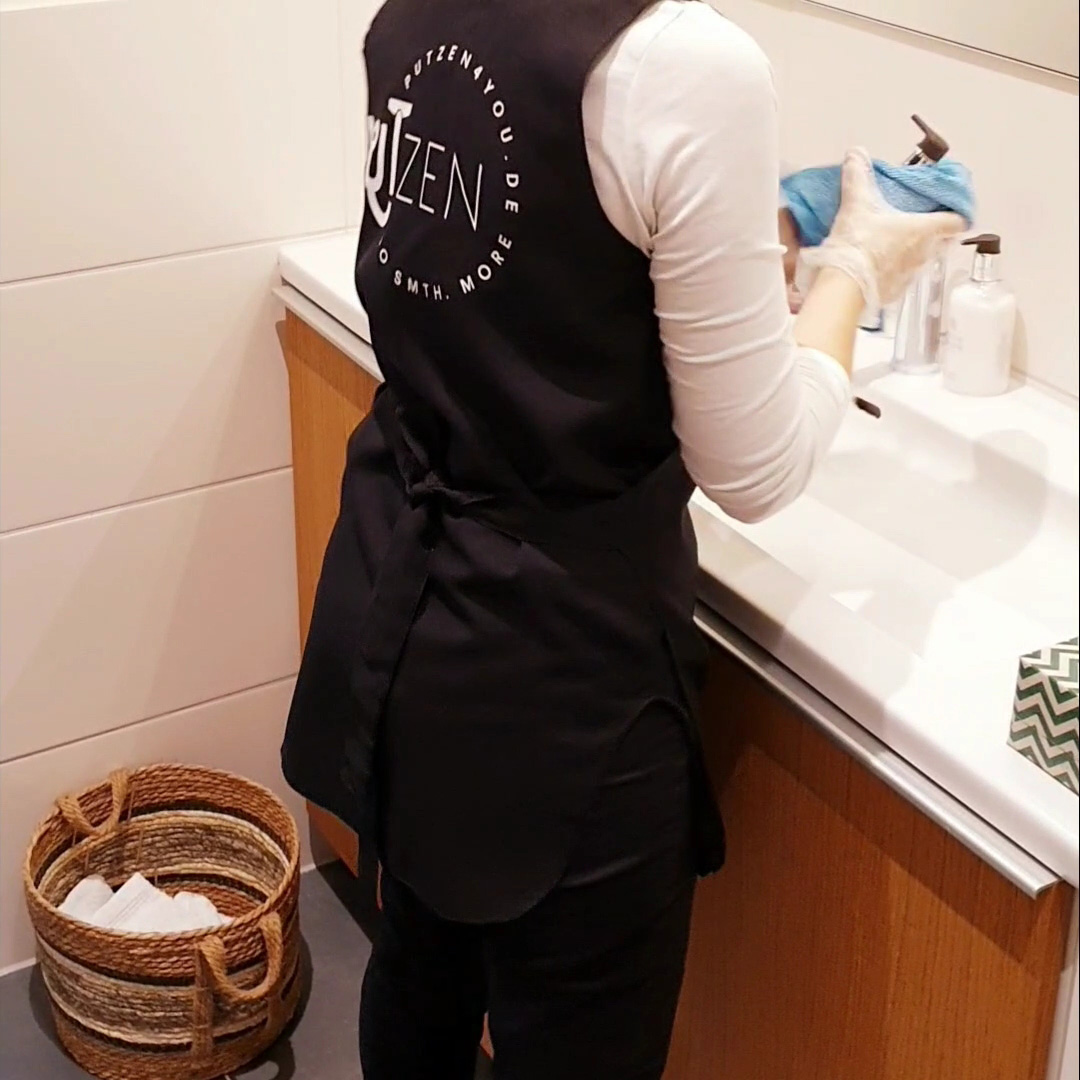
[197,913,284,1006]
[56,769,131,839]
[191,913,287,1061]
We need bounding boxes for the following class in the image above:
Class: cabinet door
[665,647,1073,1080]
[281,311,378,874]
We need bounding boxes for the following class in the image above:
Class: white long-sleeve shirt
[585,0,850,522]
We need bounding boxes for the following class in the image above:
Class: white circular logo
[364,43,521,301]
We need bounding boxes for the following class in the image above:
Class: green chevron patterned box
[1009,638,1079,794]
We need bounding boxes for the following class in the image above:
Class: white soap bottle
[943,233,1016,397]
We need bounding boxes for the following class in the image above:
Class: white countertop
[280,232,373,361]
[278,229,1080,887]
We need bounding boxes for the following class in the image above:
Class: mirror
[806,0,1078,77]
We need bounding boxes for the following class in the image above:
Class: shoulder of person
[628,1,775,90]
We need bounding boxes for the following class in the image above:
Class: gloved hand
[801,148,966,311]
[779,208,803,313]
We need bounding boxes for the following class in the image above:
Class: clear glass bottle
[891,253,949,374]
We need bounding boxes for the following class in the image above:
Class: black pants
[359,703,696,1079]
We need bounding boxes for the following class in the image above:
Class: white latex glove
[801,148,967,311]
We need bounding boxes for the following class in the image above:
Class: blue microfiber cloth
[781,159,975,248]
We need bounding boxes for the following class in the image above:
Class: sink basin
[695,388,1079,668]
[689,336,1079,883]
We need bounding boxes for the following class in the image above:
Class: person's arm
[793,267,864,374]
[587,6,854,523]
[780,205,867,366]
[779,207,804,313]
[586,5,962,522]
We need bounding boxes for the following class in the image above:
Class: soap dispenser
[943,233,1016,397]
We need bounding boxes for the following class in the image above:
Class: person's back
[357,0,679,504]
[289,0,722,929]
[282,2,964,1076]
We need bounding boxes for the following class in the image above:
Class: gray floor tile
[0,963,97,1080]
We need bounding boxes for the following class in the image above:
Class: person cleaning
[281,1,967,1076]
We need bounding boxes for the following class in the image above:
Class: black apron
[282,0,724,923]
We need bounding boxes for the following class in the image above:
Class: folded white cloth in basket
[58,873,230,932]
[56,875,115,922]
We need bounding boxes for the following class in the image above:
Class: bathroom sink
[694,386,1079,668]
[688,335,1079,881]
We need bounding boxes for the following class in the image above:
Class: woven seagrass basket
[23,764,302,1080]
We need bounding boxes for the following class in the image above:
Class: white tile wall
[0,677,310,971]
[0,243,292,532]
[718,0,1080,398]
[0,0,346,282]
[0,470,300,762]
[0,0,356,964]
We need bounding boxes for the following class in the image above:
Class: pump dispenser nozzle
[962,233,1001,255]
[962,234,1002,283]
[904,115,949,165]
